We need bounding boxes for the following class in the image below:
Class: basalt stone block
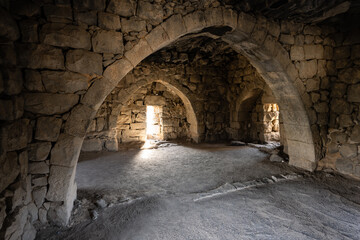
[66,49,103,76]
[41,70,89,94]
[40,23,91,50]
[5,119,30,151]
[0,152,20,193]
[92,30,124,54]
[43,5,73,23]
[18,44,65,70]
[35,117,62,142]
[348,84,360,102]
[73,0,106,11]
[121,18,146,33]
[2,68,23,95]
[0,96,24,121]
[10,0,41,17]
[28,142,52,161]
[107,0,136,17]
[338,68,360,84]
[0,8,20,42]
[19,20,39,43]
[137,0,163,24]
[81,138,103,152]
[29,162,50,174]
[24,93,79,115]
[98,12,121,30]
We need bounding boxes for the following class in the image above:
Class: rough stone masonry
[0,0,360,239]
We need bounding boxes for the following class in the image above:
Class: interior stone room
[0,0,360,239]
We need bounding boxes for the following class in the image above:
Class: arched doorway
[47,10,317,225]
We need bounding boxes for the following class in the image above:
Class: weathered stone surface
[24,93,79,115]
[19,150,28,179]
[330,98,352,114]
[334,46,350,59]
[338,114,353,128]
[0,152,20,193]
[40,23,91,50]
[339,144,357,159]
[0,96,24,121]
[338,68,360,84]
[161,14,187,40]
[73,0,106,11]
[145,95,166,105]
[38,207,47,224]
[3,206,27,240]
[35,117,62,142]
[24,70,44,92]
[0,8,20,42]
[306,78,320,92]
[347,84,360,102]
[33,186,47,207]
[0,198,5,229]
[105,139,118,151]
[279,34,294,45]
[82,138,103,152]
[10,0,41,17]
[0,44,17,66]
[32,176,48,187]
[137,0,163,24]
[121,18,146,33]
[104,58,133,83]
[50,134,83,167]
[43,5,73,23]
[19,20,39,43]
[41,70,89,93]
[290,46,304,60]
[98,12,121,30]
[107,0,135,17]
[350,125,360,142]
[66,49,103,75]
[29,162,50,174]
[304,45,324,59]
[2,68,23,95]
[28,142,52,161]
[5,119,29,151]
[92,30,124,54]
[18,44,65,70]
[27,202,38,223]
[47,165,76,201]
[22,219,37,240]
[335,158,353,175]
[75,11,97,26]
[298,60,317,78]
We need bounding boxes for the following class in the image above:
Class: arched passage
[110,78,200,143]
[47,9,318,225]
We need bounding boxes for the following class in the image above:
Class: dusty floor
[37,143,360,240]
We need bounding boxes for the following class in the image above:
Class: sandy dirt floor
[36,143,360,240]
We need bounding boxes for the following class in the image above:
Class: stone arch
[48,8,318,225]
[111,78,200,143]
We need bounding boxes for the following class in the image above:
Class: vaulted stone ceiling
[145,36,237,67]
[222,0,359,24]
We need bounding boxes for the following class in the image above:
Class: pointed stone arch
[110,78,200,143]
[47,8,318,225]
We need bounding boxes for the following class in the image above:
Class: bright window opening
[146,105,163,140]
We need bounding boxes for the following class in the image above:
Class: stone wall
[318,28,360,178]
[0,0,359,238]
[82,81,190,151]
[250,102,280,143]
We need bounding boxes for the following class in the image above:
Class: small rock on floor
[230,141,246,146]
[269,154,284,162]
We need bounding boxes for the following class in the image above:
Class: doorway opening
[146,105,163,140]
